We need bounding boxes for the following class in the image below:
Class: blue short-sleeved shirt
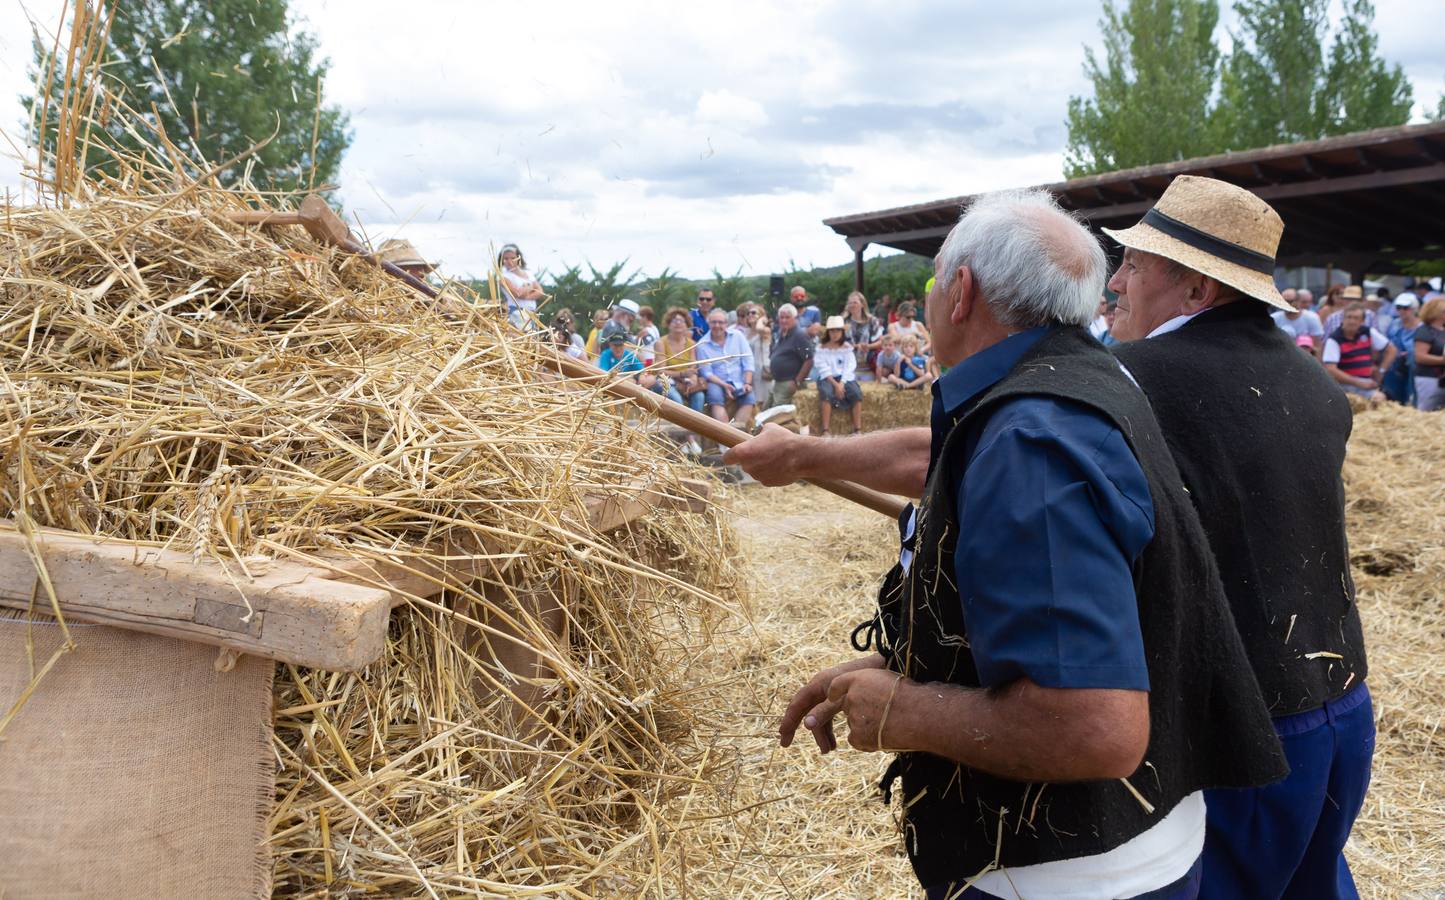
[598,347,644,374]
[928,327,1155,692]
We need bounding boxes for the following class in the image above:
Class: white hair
[777,303,798,316]
[935,189,1107,329]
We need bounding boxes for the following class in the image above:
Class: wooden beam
[0,524,392,671]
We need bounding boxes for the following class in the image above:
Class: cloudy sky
[0,1,1440,281]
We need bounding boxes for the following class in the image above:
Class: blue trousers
[1201,683,1375,900]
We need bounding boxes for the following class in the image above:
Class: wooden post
[848,237,870,294]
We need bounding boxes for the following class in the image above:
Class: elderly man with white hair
[764,302,814,408]
[727,190,1285,900]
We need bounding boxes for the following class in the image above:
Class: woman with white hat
[813,316,863,435]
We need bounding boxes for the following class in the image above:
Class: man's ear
[951,265,975,325]
[1193,274,1229,310]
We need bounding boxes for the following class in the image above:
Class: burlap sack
[0,617,273,898]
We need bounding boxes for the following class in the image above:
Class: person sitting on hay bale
[891,336,933,390]
[813,316,863,436]
[695,309,756,429]
[874,333,903,383]
[726,188,1287,900]
[598,332,662,396]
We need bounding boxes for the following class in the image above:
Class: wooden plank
[584,479,711,534]
[0,525,392,671]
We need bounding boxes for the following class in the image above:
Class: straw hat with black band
[378,238,433,271]
[1102,175,1293,314]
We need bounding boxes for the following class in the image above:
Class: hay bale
[0,182,745,894]
[790,381,932,435]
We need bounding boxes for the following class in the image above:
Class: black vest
[1115,303,1367,714]
[874,327,1286,888]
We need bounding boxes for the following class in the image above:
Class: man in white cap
[1103,176,1372,900]
[598,298,641,346]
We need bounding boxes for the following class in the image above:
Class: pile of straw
[0,181,744,894]
[1340,403,1445,895]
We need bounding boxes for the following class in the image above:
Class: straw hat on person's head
[615,298,641,316]
[1341,285,1364,300]
[824,315,847,331]
[378,238,432,270]
[1102,175,1292,313]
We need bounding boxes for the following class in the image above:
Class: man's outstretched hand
[779,653,887,753]
[723,423,808,486]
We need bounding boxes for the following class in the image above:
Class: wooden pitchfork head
[224,194,354,247]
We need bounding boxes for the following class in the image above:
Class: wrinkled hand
[779,654,886,753]
[723,423,804,485]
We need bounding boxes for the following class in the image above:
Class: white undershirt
[971,792,1205,899]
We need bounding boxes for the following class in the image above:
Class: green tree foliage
[1067,0,1414,176]
[1213,0,1330,146]
[637,267,687,312]
[1317,0,1413,135]
[26,0,351,191]
[708,268,762,310]
[1064,0,1223,177]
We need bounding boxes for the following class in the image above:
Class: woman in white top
[886,300,930,352]
[498,243,545,329]
[814,316,863,435]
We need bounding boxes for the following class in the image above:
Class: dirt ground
[675,436,1442,899]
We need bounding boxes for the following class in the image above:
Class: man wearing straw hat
[1102,175,1373,900]
[731,189,1286,899]
[377,238,435,282]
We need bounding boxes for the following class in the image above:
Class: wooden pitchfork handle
[225,198,910,520]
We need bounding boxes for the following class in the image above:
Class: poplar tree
[1316,0,1413,135]
[1064,0,1223,177]
[26,0,351,191]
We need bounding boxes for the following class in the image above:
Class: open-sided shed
[825,122,1445,288]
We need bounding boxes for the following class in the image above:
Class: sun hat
[615,298,641,316]
[1341,285,1364,300]
[377,238,431,270]
[1102,175,1292,313]
[824,315,846,330]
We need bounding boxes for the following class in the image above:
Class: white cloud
[0,0,1440,282]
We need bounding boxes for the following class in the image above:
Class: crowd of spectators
[538,284,945,449]
[1081,278,1445,412]
[1266,279,1444,410]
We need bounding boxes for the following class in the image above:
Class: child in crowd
[893,337,933,390]
[874,334,903,382]
[814,316,863,435]
[598,333,662,395]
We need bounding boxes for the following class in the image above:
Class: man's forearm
[887,678,1149,782]
[798,427,930,497]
